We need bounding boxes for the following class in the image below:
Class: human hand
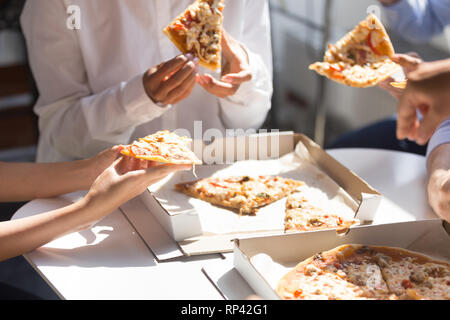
[378,53,422,100]
[427,144,450,222]
[396,59,450,144]
[378,0,401,6]
[143,54,199,105]
[83,156,191,224]
[196,30,252,98]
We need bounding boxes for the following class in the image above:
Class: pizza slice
[390,80,407,89]
[175,175,304,215]
[284,192,359,232]
[276,245,392,300]
[372,247,450,300]
[276,244,450,300]
[163,0,225,70]
[120,130,202,165]
[309,14,400,88]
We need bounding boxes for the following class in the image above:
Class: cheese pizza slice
[175,175,304,215]
[309,14,400,88]
[390,80,407,89]
[120,130,202,165]
[276,244,450,300]
[163,0,225,70]
[284,192,359,232]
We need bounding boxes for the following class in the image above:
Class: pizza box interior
[126,131,383,257]
[233,219,450,300]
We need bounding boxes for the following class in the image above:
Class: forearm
[0,160,94,202]
[427,143,450,222]
[427,144,450,173]
[0,197,102,261]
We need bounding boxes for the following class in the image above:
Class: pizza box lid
[124,131,383,259]
[233,219,450,300]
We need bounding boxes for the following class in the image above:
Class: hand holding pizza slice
[163,0,225,71]
[309,14,400,88]
[120,130,202,166]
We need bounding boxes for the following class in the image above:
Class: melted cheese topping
[178,0,224,64]
[277,245,450,300]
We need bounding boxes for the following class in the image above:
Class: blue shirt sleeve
[383,0,450,43]
[426,118,450,161]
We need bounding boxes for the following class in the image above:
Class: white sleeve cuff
[426,118,450,159]
[122,73,169,123]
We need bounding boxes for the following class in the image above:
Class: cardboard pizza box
[233,219,450,300]
[125,131,382,257]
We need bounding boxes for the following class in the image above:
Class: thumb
[391,54,422,75]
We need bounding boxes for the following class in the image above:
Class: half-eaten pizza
[163,0,225,70]
[276,244,450,300]
[175,175,304,215]
[309,14,400,88]
[120,130,202,165]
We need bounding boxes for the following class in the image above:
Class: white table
[12,149,437,300]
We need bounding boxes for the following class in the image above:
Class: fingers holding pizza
[196,30,252,99]
[378,53,423,100]
[143,54,199,106]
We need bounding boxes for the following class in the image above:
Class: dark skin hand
[143,54,199,105]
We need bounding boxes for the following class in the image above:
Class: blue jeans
[327,117,428,156]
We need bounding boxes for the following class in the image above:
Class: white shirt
[20,0,273,162]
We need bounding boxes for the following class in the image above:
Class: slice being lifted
[276,244,450,300]
[120,130,202,165]
[175,176,304,215]
[309,14,400,88]
[163,0,225,70]
[284,191,359,232]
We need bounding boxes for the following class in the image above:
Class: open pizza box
[124,131,382,259]
[233,219,450,300]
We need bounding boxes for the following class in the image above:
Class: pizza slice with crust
[276,244,450,300]
[120,130,202,165]
[284,191,359,232]
[309,14,400,88]
[175,175,304,215]
[163,0,225,70]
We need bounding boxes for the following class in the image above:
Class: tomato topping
[294,289,303,298]
[401,279,413,289]
[171,22,186,31]
[210,181,228,189]
[329,64,343,72]
[337,217,343,225]
[367,30,381,56]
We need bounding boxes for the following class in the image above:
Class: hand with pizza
[0,148,190,262]
[396,58,450,144]
[164,0,252,99]
[378,52,423,100]
[196,30,253,99]
[309,14,400,88]
[143,54,199,106]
